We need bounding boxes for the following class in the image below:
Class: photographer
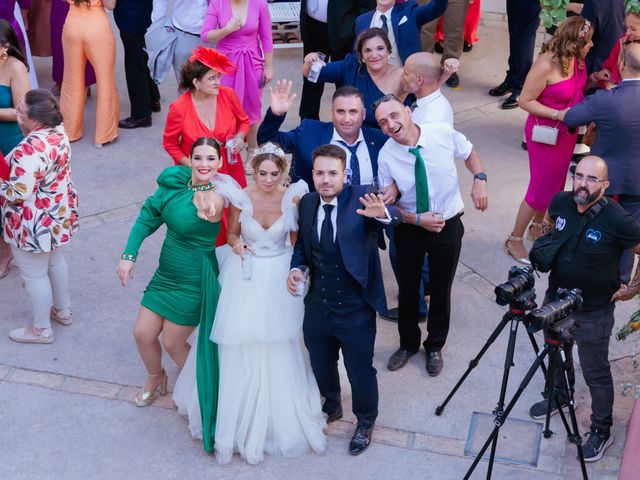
[529,156,640,462]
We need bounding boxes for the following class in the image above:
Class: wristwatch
[473,172,488,182]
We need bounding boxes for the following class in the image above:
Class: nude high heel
[504,235,531,265]
[134,369,168,407]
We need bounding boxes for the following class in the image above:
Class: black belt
[173,25,199,37]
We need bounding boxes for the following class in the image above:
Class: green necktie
[409,146,430,213]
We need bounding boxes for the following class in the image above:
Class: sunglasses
[371,93,401,112]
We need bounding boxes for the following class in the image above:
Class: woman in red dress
[163,47,249,188]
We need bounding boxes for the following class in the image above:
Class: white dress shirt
[316,197,338,241]
[378,123,473,219]
[307,0,329,23]
[412,89,454,128]
[370,9,402,67]
[330,129,374,185]
[152,0,208,34]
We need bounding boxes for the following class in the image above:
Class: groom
[287,144,400,455]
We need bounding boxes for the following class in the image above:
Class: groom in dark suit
[288,144,400,456]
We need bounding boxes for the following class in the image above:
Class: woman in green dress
[116,137,226,431]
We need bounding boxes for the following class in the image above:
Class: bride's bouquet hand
[232,241,255,258]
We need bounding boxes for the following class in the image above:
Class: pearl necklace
[188,181,216,192]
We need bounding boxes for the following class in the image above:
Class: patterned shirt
[0,125,79,252]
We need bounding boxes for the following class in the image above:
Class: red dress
[163,86,250,245]
[163,86,250,188]
[600,35,624,87]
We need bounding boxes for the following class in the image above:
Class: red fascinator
[189,46,237,75]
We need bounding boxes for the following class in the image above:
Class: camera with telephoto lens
[495,266,536,306]
[527,288,583,343]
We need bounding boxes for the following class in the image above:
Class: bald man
[401,52,456,127]
[529,156,640,462]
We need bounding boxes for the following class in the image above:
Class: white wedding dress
[173,180,327,465]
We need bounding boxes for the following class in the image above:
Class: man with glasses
[528,155,640,462]
[373,94,488,376]
[561,43,640,284]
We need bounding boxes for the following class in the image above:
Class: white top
[412,90,454,128]
[330,129,374,185]
[370,9,402,67]
[152,0,208,34]
[307,0,329,23]
[378,123,473,219]
[317,197,338,241]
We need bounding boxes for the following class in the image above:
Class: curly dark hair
[541,16,594,76]
[179,60,213,92]
[0,19,28,69]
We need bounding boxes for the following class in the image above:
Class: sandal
[504,235,531,265]
[50,307,73,326]
[527,222,544,241]
[9,326,54,344]
[134,369,168,407]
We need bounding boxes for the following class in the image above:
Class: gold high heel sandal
[526,222,544,241]
[134,369,168,407]
[504,235,531,265]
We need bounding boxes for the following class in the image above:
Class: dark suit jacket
[113,0,153,34]
[355,0,447,64]
[583,0,625,72]
[291,185,400,314]
[300,0,376,58]
[257,108,388,191]
[564,79,640,196]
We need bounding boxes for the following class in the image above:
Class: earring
[1,49,8,60]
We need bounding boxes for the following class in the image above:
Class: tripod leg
[527,330,548,377]
[464,345,550,480]
[542,347,559,439]
[436,314,512,416]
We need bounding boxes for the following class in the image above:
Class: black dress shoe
[501,92,520,110]
[433,41,444,54]
[118,116,152,129]
[445,72,459,88]
[426,351,443,377]
[463,41,473,53]
[324,405,343,424]
[379,307,398,323]
[349,424,374,456]
[488,81,512,97]
[151,101,161,113]
[387,348,415,371]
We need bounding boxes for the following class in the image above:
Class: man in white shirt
[374,94,488,376]
[152,0,208,85]
[402,52,457,127]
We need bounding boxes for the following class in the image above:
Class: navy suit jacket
[257,108,388,191]
[113,0,153,34]
[355,0,447,64]
[564,79,640,196]
[291,185,400,314]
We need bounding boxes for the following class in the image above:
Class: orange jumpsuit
[60,0,119,145]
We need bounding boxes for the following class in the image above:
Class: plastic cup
[226,137,237,165]
[307,53,326,83]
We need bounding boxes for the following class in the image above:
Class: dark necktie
[380,14,389,34]
[409,147,430,213]
[320,204,335,251]
[338,140,361,185]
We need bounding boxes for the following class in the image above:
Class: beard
[573,186,600,205]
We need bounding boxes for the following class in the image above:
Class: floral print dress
[0,124,79,252]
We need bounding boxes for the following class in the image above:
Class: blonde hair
[541,16,593,76]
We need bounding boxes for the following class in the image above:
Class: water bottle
[241,252,252,280]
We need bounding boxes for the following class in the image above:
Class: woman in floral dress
[0,89,79,343]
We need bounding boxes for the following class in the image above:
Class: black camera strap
[561,196,608,263]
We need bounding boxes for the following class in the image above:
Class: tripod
[463,333,588,480]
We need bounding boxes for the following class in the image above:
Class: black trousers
[302,303,378,428]
[299,14,348,120]
[394,216,464,353]
[504,0,541,92]
[550,302,616,431]
[119,32,160,119]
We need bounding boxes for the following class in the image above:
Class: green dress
[123,165,221,453]
[0,85,23,155]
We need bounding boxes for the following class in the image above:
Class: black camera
[495,266,535,306]
[527,288,583,341]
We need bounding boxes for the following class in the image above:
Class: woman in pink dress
[201,0,273,165]
[505,16,593,264]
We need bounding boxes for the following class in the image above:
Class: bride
[173,142,327,464]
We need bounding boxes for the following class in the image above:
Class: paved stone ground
[1,10,639,480]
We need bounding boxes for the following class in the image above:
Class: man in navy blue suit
[355,0,448,66]
[257,81,387,190]
[287,144,400,456]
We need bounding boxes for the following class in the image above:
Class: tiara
[189,46,237,75]
[254,142,285,159]
[579,19,591,38]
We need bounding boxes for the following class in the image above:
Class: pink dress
[201,0,273,125]
[524,60,586,211]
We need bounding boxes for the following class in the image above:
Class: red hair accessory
[189,46,237,75]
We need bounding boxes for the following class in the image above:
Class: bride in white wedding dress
[173,143,327,464]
